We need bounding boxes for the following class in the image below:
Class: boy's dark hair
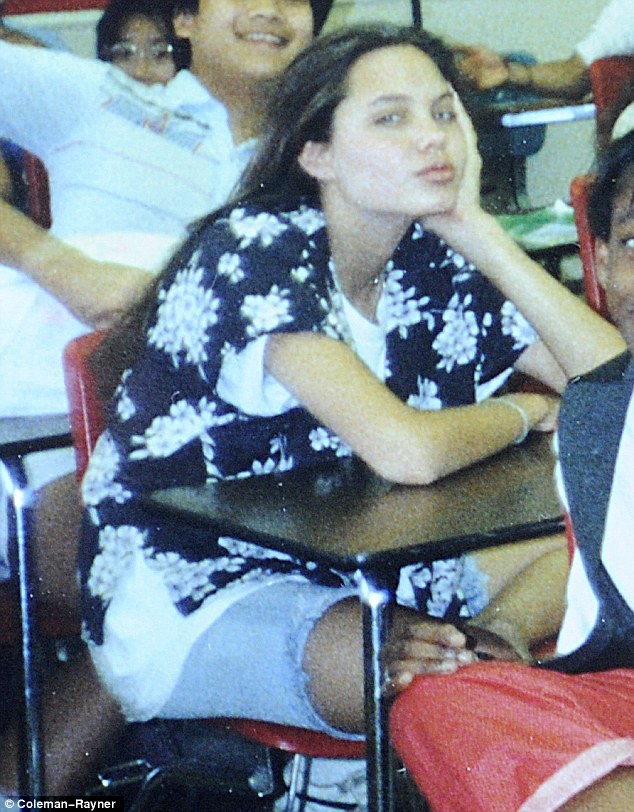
[589,129,634,240]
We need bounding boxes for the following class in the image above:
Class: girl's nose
[413,121,446,151]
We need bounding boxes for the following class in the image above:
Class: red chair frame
[569,174,608,319]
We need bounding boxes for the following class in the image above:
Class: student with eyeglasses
[96,0,185,86]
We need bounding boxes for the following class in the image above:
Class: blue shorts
[160,579,362,740]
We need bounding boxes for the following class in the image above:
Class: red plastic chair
[569,174,608,319]
[62,330,366,811]
[23,151,51,230]
[589,55,634,116]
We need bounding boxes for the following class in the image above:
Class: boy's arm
[0,198,153,328]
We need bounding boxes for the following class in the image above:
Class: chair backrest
[62,330,109,481]
[23,151,51,229]
[569,173,608,319]
[589,55,634,117]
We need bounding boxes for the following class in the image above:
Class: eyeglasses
[102,42,175,63]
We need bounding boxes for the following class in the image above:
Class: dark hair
[93,23,458,398]
[588,129,634,240]
[171,0,335,35]
[234,23,458,203]
[97,0,188,70]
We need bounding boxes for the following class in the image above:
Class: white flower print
[407,377,443,410]
[251,435,294,475]
[432,293,479,372]
[82,432,131,507]
[148,255,220,370]
[241,285,293,338]
[115,370,136,421]
[441,245,476,281]
[87,524,146,602]
[229,208,288,248]
[116,388,136,422]
[147,551,243,604]
[309,426,352,458]
[130,397,233,461]
[217,252,245,283]
[290,265,311,284]
[287,206,326,236]
[400,558,477,618]
[383,265,432,339]
[500,300,537,350]
[219,536,295,564]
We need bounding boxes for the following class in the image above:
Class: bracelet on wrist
[498,396,531,445]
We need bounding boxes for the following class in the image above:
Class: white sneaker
[275,756,367,811]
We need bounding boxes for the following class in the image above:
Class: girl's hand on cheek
[420,92,484,240]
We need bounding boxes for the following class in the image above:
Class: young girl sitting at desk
[78,25,623,737]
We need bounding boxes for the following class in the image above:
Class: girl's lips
[418,163,455,184]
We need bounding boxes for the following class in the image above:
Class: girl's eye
[434,109,457,123]
[623,236,634,249]
[375,111,404,125]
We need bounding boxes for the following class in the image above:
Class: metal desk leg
[356,571,394,812]
[1,457,44,796]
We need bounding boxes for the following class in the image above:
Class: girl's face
[301,45,467,226]
[109,15,177,85]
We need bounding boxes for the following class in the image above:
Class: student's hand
[460,618,534,664]
[456,46,509,91]
[419,93,484,242]
[383,619,477,695]
[531,395,560,434]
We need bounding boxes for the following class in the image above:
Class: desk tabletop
[0,414,71,456]
[148,434,563,571]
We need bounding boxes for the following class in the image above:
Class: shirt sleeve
[0,42,106,158]
[575,0,634,65]
[142,206,330,397]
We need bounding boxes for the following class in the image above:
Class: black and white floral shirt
[80,198,537,645]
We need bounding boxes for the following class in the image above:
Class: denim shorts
[160,579,362,740]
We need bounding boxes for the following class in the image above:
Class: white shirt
[0,44,254,417]
[575,0,634,66]
[556,391,634,654]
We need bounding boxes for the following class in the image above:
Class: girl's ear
[298,141,334,182]
[173,11,195,40]
[595,238,610,289]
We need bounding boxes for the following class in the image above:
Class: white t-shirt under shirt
[556,390,634,655]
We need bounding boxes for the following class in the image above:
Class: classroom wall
[6,0,610,205]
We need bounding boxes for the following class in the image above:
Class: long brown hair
[93,24,458,402]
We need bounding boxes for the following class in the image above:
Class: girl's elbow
[364,443,444,486]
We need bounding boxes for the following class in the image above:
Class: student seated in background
[78,22,622,772]
[96,0,185,86]
[457,0,634,101]
[391,129,634,812]
[0,0,180,235]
